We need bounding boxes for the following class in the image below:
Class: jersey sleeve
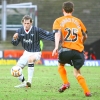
[38,28,54,41]
[53,19,60,30]
[79,19,87,33]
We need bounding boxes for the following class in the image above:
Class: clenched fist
[13,33,18,40]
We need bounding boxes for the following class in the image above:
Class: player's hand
[13,33,18,40]
[52,47,58,56]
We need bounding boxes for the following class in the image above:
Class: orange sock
[77,75,90,93]
[58,64,69,84]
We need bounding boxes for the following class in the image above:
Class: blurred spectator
[88,48,96,60]
[84,51,88,60]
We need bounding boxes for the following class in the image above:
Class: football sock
[77,75,90,93]
[58,64,69,84]
[28,63,34,83]
[18,73,25,82]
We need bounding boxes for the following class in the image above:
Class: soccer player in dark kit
[11,15,54,88]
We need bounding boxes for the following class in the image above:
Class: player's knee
[58,63,65,71]
[73,72,77,78]
[73,69,81,78]
[28,56,36,63]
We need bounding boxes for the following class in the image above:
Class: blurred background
[0,0,100,64]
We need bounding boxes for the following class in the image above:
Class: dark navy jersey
[11,26,54,52]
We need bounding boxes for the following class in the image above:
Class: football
[11,66,22,77]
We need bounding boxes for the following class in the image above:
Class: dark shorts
[58,48,85,70]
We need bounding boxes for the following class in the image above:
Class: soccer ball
[11,66,22,77]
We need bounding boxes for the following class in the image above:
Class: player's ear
[62,9,64,12]
[62,9,65,14]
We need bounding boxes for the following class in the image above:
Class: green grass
[0,65,100,100]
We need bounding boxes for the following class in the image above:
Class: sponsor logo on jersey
[23,39,32,43]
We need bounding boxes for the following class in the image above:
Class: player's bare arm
[55,31,61,49]
[52,31,61,56]
[82,31,88,43]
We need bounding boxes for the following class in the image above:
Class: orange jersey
[53,15,87,52]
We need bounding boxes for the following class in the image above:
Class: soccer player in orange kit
[52,1,91,97]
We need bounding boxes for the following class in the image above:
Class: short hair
[21,15,33,23]
[62,1,74,13]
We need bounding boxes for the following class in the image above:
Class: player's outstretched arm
[38,28,55,41]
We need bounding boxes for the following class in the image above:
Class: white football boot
[14,81,31,88]
[14,81,27,88]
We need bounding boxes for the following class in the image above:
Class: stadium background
[0,0,100,60]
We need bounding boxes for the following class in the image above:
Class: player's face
[22,19,32,30]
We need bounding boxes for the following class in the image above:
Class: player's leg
[58,63,70,92]
[14,73,27,88]
[14,51,28,88]
[72,50,91,97]
[27,55,35,87]
[58,50,72,92]
[58,63,69,84]
[27,52,41,87]
[74,68,91,96]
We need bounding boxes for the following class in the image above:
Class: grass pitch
[0,65,100,100]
